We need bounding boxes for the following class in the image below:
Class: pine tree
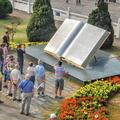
[26,0,57,42]
[87,0,114,49]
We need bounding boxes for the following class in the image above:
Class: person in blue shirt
[34,59,46,96]
[18,74,34,115]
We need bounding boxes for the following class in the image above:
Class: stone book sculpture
[44,19,110,69]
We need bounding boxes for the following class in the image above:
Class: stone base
[26,45,120,85]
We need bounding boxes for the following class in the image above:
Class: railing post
[27,0,31,14]
[11,0,14,8]
[67,7,70,19]
[118,18,120,38]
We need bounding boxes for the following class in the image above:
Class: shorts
[55,79,64,90]
[36,77,45,89]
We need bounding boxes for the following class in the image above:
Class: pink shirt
[3,47,8,53]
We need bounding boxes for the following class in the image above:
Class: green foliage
[3,16,23,42]
[87,0,114,49]
[0,0,13,19]
[26,0,57,42]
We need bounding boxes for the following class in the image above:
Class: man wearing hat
[50,114,57,120]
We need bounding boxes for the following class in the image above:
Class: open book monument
[26,18,120,84]
[44,19,110,69]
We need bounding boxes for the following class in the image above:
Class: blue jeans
[0,61,3,73]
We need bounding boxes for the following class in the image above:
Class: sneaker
[17,99,22,102]
[8,93,12,97]
[55,96,58,99]
[0,100,4,103]
[25,113,30,116]
[37,93,41,97]
[3,85,8,88]
[13,98,16,101]
[20,111,24,114]
[41,92,44,97]
[59,96,64,99]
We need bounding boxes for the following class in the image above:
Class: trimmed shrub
[0,0,13,19]
[26,0,57,42]
[87,0,114,49]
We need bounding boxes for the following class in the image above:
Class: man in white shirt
[27,62,35,84]
[10,64,21,101]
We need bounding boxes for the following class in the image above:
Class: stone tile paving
[2,53,81,119]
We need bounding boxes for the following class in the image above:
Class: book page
[44,19,84,56]
[62,23,109,68]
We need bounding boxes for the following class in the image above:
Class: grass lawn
[0,15,28,44]
[107,93,120,120]
[104,45,120,56]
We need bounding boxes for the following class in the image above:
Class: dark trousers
[4,74,7,82]
[66,0,68,3]
[0,61,3,74]
[19,59,24,74]
[76,0,81,5]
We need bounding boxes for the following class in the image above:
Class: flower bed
[57,77,120,120]
[9,41,48,51]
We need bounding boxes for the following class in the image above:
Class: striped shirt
[54,65,68,79]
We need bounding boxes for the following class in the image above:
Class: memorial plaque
[44,19,110,69]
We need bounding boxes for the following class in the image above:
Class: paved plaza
[46,0,120,23]
[0,52,81,120]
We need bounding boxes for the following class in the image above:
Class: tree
[3,16,22,42]
[0,0,13,19]
[87,0,114,49]
[26,0,57,42]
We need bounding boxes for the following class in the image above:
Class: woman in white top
[27,62,35,84]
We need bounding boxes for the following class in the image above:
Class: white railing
[10,0,120,38]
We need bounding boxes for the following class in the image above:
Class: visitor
[3,43,8,61]
[54,61,68,99]
[2,31,10,48]
[34,59,46,96]
[18,74,34,115]
[3,57,10,88]
[17,44,26,74]
[27,62,35,84]
[10,64,21,101]
[0,44,4,74]
[7,63,15,96]
[0,71,4,103]
[50,113,57,120]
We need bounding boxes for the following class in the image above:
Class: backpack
[7,69,12,81]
